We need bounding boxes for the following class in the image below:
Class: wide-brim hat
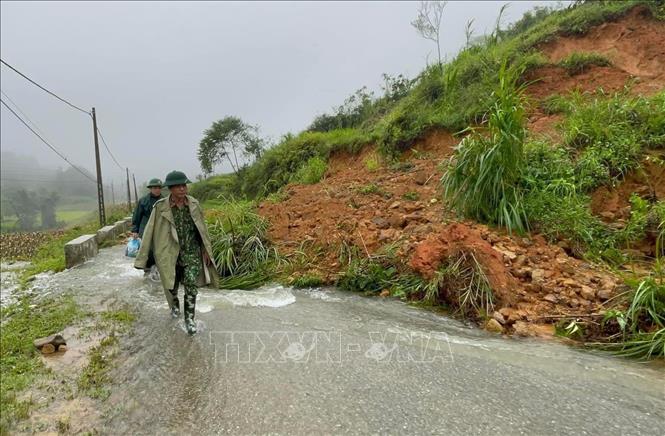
[164,170,192,187]
[147,178,163,188]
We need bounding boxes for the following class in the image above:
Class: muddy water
[39,246,664,435]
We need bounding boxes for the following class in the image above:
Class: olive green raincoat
[134,194,219,290]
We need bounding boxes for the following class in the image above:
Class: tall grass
[206,199,281,289]
[292,156,328,185]
[425,252,494,318]
[441,63,528,233]
[558,52,612,75]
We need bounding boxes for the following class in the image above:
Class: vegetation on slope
[190,0,664,358]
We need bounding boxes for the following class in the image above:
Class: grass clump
[363,153,381,172]
[0,295,82,433]
[206,199,281,289]
[600,270,665,360]
[290,273,325,288]
[402,191,420,201]
[423,253,494,319]
[357,183,382,196]
[558,52,612,75]
[77,335,119,400]
[292,156,328,185]
[441,64,528,233]
[540,94,573,115]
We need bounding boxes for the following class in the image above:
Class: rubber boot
[184,294,197,335]
[170,296,180,318]
[165,288,180,318]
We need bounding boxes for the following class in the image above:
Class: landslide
[257,5,664,338]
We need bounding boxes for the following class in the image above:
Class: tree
[39,192,59,229]
[411,1,448,73]
[7,189,38,231]
[198,116,264,175]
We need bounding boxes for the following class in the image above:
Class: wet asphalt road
[43,247,665,435]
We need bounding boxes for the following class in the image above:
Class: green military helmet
[146,178,163,188]
[164,170,192,187]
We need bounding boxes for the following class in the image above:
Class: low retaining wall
[64,216,133,269]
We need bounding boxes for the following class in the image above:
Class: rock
[414,172,429,185]
[495,247,517,261]
[531,268,546,283]
[597,288,613,301]
[41,343,56,354]
[485,318,504,333]
[371,217,390,229]
[378,229,399,242]
[579,285,596,301]
[379,289,390,297]
[492,311,506,325]
[561,278,579,288]
[403,213,428,224]
[34,334,67,353]
[429,198,438,205]
[513,268,530,280]
[513,255,527,267]
[388,215,407,229]
[403,202,424,213]
[389,201,401,209]
[543,294,558,304]
[599,211,615,220]
[512,321,531,337]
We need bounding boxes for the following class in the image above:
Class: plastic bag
[125,237,141,258]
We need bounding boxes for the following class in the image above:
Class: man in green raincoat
[131,178,164,238]
[131,178,163,272]
[135,170,219,335]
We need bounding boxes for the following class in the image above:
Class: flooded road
[43,246,664,435]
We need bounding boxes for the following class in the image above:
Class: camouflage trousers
[164,257,201,323]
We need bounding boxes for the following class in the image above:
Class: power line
[0,177,102,185]
[96,127,124,171]
[1,98,97,184]
[0,89,49,138]
[0,59,91,115]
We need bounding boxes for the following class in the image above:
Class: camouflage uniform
[168,201,202,326]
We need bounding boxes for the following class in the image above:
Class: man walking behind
[131,178,163,273]
[135,170,219,335]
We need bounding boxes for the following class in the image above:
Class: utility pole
[111,181,116,205]
[91,107,106,226]
[132,173,139,203]
[126,167,132,212]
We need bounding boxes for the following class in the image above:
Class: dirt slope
[258,7,663,337]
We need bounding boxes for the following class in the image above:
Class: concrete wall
[64,235,98,268]
[64,216,134,268]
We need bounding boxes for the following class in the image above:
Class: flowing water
[30,247,665,434]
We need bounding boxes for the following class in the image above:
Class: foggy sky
[1,1,558,188]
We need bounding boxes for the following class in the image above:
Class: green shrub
[292,156,328,185]
[558,52,612,75]
[190,174,239,202]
